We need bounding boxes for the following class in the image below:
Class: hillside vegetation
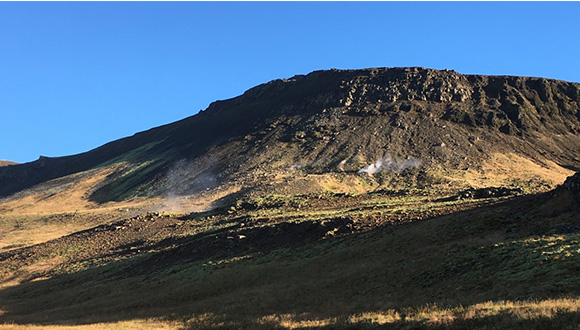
[1,68,580,329]
[1,68,579,205]
[1,175,579,329]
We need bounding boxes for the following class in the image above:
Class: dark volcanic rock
[446,187,524,201]
[561,172,580,202]
[1,67,580,201]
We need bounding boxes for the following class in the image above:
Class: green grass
[422,233,580,298]
[0,189,579,329]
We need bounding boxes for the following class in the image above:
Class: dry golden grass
[0,155,578,329]
[0,167,239,253]
[0,255,67,289]
[452,153,573,189]
[0,319,182,330]
[0,209,138,253]
[0,223,75,251]
[251,298,580,329]
[0,168,118,216]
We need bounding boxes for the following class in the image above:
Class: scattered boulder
[559,172,580,202]
[447,187,524,201]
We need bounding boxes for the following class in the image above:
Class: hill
[0,169,579,329]
[0,160,17,167]
[1,68,580,329]
[0,67,579,214]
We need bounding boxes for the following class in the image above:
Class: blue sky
[1,2,579,164]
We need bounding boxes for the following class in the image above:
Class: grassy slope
[0,187,578,329]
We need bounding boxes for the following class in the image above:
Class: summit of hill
[1,67,579,210]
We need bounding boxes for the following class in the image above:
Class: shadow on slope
[0,192,578,328]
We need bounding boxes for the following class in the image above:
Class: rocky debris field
[0,188,500,286]
[0,173,579,328]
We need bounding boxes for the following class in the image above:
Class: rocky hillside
[555,171,580,205]
[0,160,17,167]
[1,67,580,204]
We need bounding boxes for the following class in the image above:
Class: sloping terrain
[0,175,579,329]
[0,161,17,167]
[1,68,580,329]
[1,67,579,209]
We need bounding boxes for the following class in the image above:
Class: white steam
[287,155,330,171]
[288,163,309,170]
[160,158,218,213]
[358,155,421,175]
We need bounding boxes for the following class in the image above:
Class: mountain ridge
[1,67,579,206]
[0,160,18,167]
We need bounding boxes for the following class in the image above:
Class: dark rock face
[1,67,580,201]
[317,68,580,138]
[444,187,524,201]
[561,172,580,202]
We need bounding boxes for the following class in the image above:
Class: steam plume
[358,155,421,175]
[160,158,218,213]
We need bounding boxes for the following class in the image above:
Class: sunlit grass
[0,318,181,330]
[177,298,580,329]
[1,188,578,329]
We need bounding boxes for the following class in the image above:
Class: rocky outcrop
[561,172,580,202]
[444,187,524,201]
[1,67,579,201]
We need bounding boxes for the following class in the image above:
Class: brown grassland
[0,171,579,329]
[3,67,580,329]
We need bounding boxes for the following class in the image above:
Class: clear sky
[1,2,579,164]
